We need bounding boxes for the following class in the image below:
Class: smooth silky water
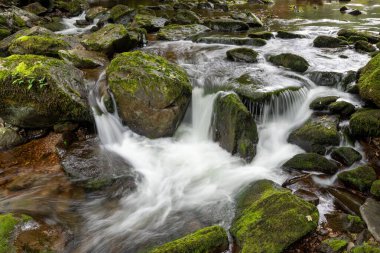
[51,1,379,252]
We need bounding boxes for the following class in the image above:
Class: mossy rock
[313,35,348,48]
[134,14,168,33]
[0,213,32,253]
[288,115,340,154]
[158,24,210,41]
[282,153,338,174]
[331,147,362,166]
[226,47,259,63]
[268,53,309,73]
[350,243,380,253]
[355,41,377,53]
[205,18,249,32]
[81,24,146,56]
[107,51,192,138]
[329,101,356,117]
[23,2,47,15]
[0,28,11,40]
[85,6,108,21]
[348,35,368,44]
[149,226,229,253]
[54,0,88,16]
[337,29,380,44]
[58,49,108,69]
[8,35,70,57]
[338,165,377,191]
[277,30,306,39]
[173,9,202,25]
[212,93,258,162]
[357,54,380,107]
[309,96,339,110]
[349,109,380,138]
[0,54,90,128]
[319,238,348,253]
[231,179,319,253]
[248,31,273,40]
[371,180,380,198]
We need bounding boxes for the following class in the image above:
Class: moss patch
[282,152,338,174]
[338,165,377,191]
[370,180,380,197]
[268,53,309,73]
[358,54,380,107]
[349,109,380,138]
[0,213,32,253]
[309,96,339,110]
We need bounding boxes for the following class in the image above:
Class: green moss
[349,109,380,137]
[337,29,380,44]
[358,54,380,107]
[268,53,309,73]
[0,28,11,40]
[149,226,229,253]
[355,41,376,53]
[323,238,348,252]
[110,4,135,22]
[328,101,355,117]
[54,0,87,15]
[330,147,362,166]
[351,243,380,253]
[338,165,377,191]
[309,96,339,110]
[313,35,347,48]
[282,153,338,174]
[348,36,368,44]
[13,15,26,28]
[0,213,32,253]
[231,180,319,253]
[370,180,380,197]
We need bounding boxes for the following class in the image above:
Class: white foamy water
[56,12,97,35]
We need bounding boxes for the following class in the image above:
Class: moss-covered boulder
[0,127,24,150]
[173,9,202,25]
[355,40,377,53]
[109,4,136,24]
[107,51,192,138]
[337,29,380,44]
[212,93,258,162]
[23,2,47,15]
[288,115,340,154]
[0,213,32,253]
[0,54,90,128]
[226,47,258,63]
[282,153,338,174]
[309,96,339,110]
[54,0,88,16]
[357,54,380,107]
[85,6,108,21]
[371,180,380,198]
[205,18,249,32]
[8,35,70,57]
[231,180,319,253]
[268,53,309,73]
[338,165,377,191]
[81,24,145,56]
[277,30,306,39]
[158,24,210,41]
[331,147,362,166]
[149,226,229,253]
[319,238,348,253]
[58,49,108,69]
[248,31,273,40]
[0,6,37,35]
[328,101,355,117]
[349,109,380,138]
[348,35,368,44]
[134,14,168,33]
[313,35,347,48]
[351,243,380,253]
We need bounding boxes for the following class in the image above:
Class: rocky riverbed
[0,0,380,252]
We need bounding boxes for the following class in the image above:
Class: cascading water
[56,12,98,35]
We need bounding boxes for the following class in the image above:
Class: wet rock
[0,54,90,128]
[349,110,380,138]
[268,53,309,73]
[41,17,67,32]
[327,187,365,215]
[313,35,347,48]
[172,9,201,25]
[348,9,362,16]
[348,35,368,44]
[288,115,340,154]
[107,51,192,138]
[357,54,380,107]
[0,6,39,34]
[8,35,70,57]
[337,29,380,44]
[231,180,319,253]
[338,165,377,191]
[307,71,344,87]
[81,24,146,56]
[212,93,258,162]
[325,212,366,233]
[248,31,273,40]
[85,6,108,21]
[205,18,249,32]
[109,4,136,24]
[319,238,348,253]
[157,24,210,41]
[351,243,380,253]
[75,19,91,27]
[340,6,349,12]
[194,35,266,46]
[231,12,263,27]
[276,30,306,39]
[58,49,108,69]
[329,101,356,117]
[54,0,88,16]
[331,147,362,166]
[23,2,47,15]
[134,14,168,33]
[282,153,338,174]
[360,198,380,242]
[149,226,229,253]
[355,40,377,53]
[0,127,24,150]
[294,189,319,205]
[226,47,258,63]
[371,180,380,198]
[309,96,339,110]
[0,213,33,252]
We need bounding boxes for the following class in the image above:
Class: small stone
[348,9,362,16]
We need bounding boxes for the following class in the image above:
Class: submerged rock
[212,93,258,162]
[277,30,306,39]
[81,24,146,56]
[357,54,380,107]
[0,54,90,128]
[58,49,108,69]
[230,180,319,253]
[268,53,309,73]
[307,71,344,87]
[107,51,192,138]
[309,96,339,110]
[360,198,380,242]
[338,165,377,191]
[205,18,249,32]
[288,115,340,154]
[149,226,229,253]
[331,147,362,166]
[327,187,365,215]
[349,109,380,138]
[157,24,210,41]
[282,153,338,174]
[313,35,347,48]
[226,47,258,63]
[134,14,168,33]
